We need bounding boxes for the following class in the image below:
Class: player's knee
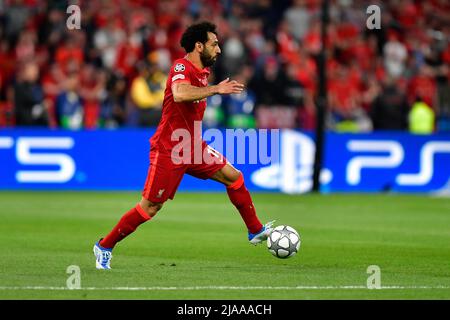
[228,169,242,183]
[148,203,163,217]
[225,170,245,191]
[228,171,244,189]
[139,199,163,217]
[222,167,241,186]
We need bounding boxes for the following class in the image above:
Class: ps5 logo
[251,130,332,194]
[347,140,450,187]
[252,130,450,193]
[0,137,76,183]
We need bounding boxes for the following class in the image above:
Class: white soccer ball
[267,225,301,259]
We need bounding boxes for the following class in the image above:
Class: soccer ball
[267,225,301,259]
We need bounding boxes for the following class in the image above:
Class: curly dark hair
[180,21,217,53]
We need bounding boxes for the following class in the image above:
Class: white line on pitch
[0,285,450,291]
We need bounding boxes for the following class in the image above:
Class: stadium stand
[0,0,449,132]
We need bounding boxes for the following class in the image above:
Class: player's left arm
[172,78,244,103]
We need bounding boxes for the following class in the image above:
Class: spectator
[279,64,305,107]
[79,64,106,129]
[55,73,83,130]
[54,33,84,73]
[409,101,435,134]
[0,0,448,132]
[223,66,256,128]
[427,37,450,131]
[328,66,357,120]
[4,0,30,43]
[283,0,310,42]
[303,18,322,56]
[437,69,450,131]
[221,29,247,77]
[15,29,37,63]
[383,30,408,79]
[253,39,277,76]
[114,23,144,80]
[408,65,437,110]
[327,65,372,132]
[370,76,409,130]
[104,73,128,127]
[293,47,317,92]
[204,94,224,128]
[280,63,316,130]
[248,56,284,107]
[38,8,66,54]
[14,61,48,126]
[0,39,16,86]
[130,57,166,127]
[97,69,115,128]
[93,19,126,70]
[0,70,12,126]
[42,63,65,127]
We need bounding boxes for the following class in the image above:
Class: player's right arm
[172,78,244,103]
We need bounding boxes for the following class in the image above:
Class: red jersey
[150,57,210,153]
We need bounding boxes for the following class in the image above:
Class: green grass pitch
[0,191,449,299]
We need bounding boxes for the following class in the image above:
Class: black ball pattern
[267,225,301,259]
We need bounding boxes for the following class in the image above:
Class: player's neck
[185,53,204,70]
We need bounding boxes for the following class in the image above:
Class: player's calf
[215,167,271,244]
[94,201,160,270]
[98,203,155,250]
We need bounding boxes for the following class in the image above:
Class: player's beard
[200,50,217,68]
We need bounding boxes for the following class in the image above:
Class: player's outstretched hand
[216,78,245,95]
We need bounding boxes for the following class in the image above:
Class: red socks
[99,204,151,249]
[99,174,261,249]
[226,173,263,234]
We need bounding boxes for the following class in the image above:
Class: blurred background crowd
[0,0,449,133]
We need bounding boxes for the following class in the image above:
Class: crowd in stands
[0,0,449,133]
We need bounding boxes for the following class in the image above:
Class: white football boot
[248,220,275,245]
[93,239,113,270]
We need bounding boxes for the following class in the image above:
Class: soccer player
[93,21,274,270]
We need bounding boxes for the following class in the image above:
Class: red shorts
[142,141,227,203]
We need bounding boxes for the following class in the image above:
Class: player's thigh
[187,145,241,186]
[142,150,186,203]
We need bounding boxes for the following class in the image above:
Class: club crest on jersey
[156,189,165,198]
[174,63,185,72]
